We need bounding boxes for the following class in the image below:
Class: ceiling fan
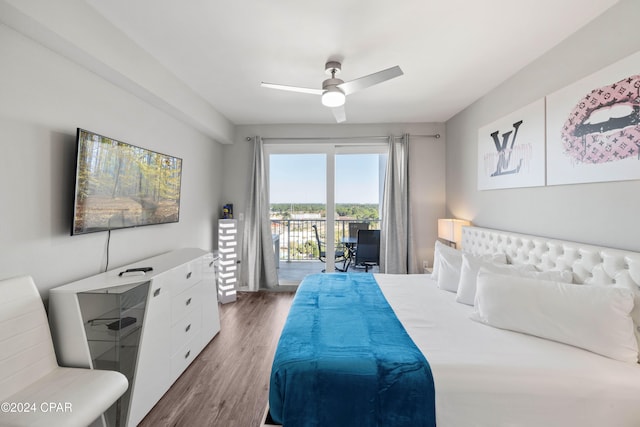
[261,61,403,123]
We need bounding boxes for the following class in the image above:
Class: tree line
[271,203,379,219]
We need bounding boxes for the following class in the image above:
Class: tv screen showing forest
[72,129,182,235]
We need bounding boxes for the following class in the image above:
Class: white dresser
[48,248,220,427]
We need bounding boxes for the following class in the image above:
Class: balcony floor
[276,259,379,287]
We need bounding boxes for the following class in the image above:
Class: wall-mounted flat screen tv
[72,128,183,235]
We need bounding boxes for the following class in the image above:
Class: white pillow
[525,268,573,283]
[471,271,639,363]
[455,254,529,305]
[432,240,457,281]
[436,244,463,292]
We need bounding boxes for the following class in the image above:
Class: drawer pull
[186,272,192,279]
[153,288,161,297]
[186,297,192,306]
[185,324,191,332]
[184,350,191,359]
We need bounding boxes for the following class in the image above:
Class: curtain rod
[245,134,440,142]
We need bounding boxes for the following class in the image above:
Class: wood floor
[138,290,295,427]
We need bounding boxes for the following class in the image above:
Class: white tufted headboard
[461,226,640,294]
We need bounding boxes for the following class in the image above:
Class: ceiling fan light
[321,88,345,107]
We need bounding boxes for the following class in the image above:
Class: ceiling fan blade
[337,65,403,96]
[331,105,346,123]
[260,82,323,95]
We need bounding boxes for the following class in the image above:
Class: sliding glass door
[269,153,327,281]
[267,142,386,284]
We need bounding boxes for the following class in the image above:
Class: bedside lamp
[438,218,471,249]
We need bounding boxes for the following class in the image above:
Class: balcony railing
[271,219,381,262]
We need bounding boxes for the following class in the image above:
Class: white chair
[0,276,128,427]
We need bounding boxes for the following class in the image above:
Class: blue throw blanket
[269,273,435,427]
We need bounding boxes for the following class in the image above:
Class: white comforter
[375,273,640,427]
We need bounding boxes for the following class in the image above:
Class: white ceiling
[83,0,618,126]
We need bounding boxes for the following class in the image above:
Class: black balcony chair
[312,224,349,272]
[354,229,380,272]
[346,222,369,259]
[349,222,369,239]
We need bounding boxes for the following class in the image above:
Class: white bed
[374,226,640,427]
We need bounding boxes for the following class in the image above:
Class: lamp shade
[437,218,471,248]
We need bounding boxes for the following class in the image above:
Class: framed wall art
[546,50,640,186]
[477,98,546,190]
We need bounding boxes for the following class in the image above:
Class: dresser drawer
[171,282,202,323]
[168,260,202,296]
[171,308,202,355]
[202,253,216,279]
[170,335,199,382]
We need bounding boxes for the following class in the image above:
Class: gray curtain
[380,134,415,274]
[241,136,278,290]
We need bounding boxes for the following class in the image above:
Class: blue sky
[269,153,381,204]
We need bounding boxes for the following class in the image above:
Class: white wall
[223,123,446,275]
[445,0,640,251]
[0,23,224,295]
[0,0,235,144]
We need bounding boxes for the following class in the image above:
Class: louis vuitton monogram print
[561,75,640,164]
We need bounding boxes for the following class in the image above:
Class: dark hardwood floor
[138,291,295,427]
